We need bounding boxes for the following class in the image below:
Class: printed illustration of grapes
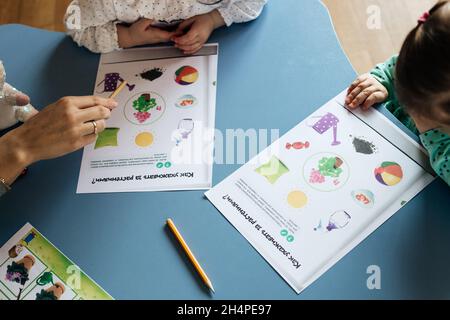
[133,94,158,123]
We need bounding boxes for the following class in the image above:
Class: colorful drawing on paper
[135,132,154,148]
[285,141,310,150]
[124,92,166,125]
[35,272,65,300]
[175,95,197,109]
[172,118,195,146]
[374,162,403,186]
[137,67,165,82]
[350,135,378,155]
[255,156,290,184]
[351,189,375,208]
[303,153,349,191]
[5,254,35,286]
[175,66,199,85]
[96,73,135,93]
[95,128,120,149]
[314,210,351,232]
[308,112,341,146]
[287,190,308,209]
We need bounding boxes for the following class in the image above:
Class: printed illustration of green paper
[95,128,120,149]
[0,223,113,300]
[255,156,290,184]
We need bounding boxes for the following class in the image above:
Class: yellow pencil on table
[109,81,127,99]
[166,218,215,293]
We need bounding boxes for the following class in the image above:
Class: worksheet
[205,90,435,293]
[77,45,218,193]
[0,224,112,300]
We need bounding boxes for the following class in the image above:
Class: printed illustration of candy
[286,141,310,150]
[351,189,375,208]
[175,95,197,109]
[96,73,135,93]
[308,113,341,146]
[374,162,403,186]
[175,66,199,85]
[95,128,120,149]
[255,156,290,184]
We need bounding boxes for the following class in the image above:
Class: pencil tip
[210,285,215,294]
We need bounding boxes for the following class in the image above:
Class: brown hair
[396,1,450,123]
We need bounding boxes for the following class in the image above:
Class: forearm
[0,130,31,185]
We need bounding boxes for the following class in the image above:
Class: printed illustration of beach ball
[175,66,199,85]
[374,162,403,186]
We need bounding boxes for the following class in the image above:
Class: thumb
[175,18,196,35]
[15,93,31,107]
[3,83,30,106]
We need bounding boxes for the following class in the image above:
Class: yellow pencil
[109,81,127,99]
[166,219,215,293]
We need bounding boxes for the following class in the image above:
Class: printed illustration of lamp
[96,73,135,93]
[308,113,341,146]
[326,210,351,231]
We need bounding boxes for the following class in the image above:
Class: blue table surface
[1,0,449,300]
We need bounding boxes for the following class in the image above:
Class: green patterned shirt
[370,55,450,185]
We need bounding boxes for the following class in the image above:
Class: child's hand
[346,74,388,110]
[172,10,225,55]
[118,19,176,48]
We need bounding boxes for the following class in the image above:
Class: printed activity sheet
[0,224,112,300]
[77,45,218,193]
[206,90,435,293]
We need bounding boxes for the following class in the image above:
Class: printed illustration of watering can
[96,73,135,93]
[307,112,341,146]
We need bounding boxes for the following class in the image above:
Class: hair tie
[418,11,430,24]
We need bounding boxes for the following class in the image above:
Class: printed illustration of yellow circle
[135,132,154,147]
[287,190,308,209]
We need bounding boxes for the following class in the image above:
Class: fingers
[151,28,176,42]
[361,92,386,110]
[181,43,203,55]
[61,96,118,110]
[350,86,378,108]
[346,80,371,108]
[80,119,106,136]
[78,133,98,149]
[77,105,112,123]
[15,93,31,107]
[176,17,196,34]
[347,74,369,95]
[173,29,199,46]
[3,83,30,106]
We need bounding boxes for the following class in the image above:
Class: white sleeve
[64,0,121,53]
[217,0,268,27]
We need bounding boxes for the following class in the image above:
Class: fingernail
[110,100,119,108]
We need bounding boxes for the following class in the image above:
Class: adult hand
[118,18,176,48]
[0,96,117,185]
[172,10,225,55]
[346,74,389,110]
